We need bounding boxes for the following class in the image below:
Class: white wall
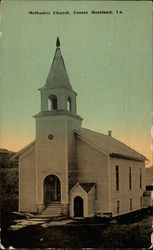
[109,157,145,216]
[76,139,109,214]
[19,147,36,212]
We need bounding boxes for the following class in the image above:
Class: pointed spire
[56,37,60,48]
[44,38,73,90]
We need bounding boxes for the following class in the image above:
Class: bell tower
[34,38,82,213]
[40,37,77,114]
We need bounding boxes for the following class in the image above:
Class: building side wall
[110,157,145,216]
[67,119,81,190]
[88,188,95,217]
[145,166,153,186]
[19,148,36,212]
[143,194,153,207]
[77,139,109,214]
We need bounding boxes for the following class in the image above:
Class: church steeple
[35,39,82,212]
[45,37,73,91]
[56,37,60,48]
[38,38,79,116]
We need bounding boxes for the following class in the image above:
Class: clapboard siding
[88,188,95,217]
[77,138,109,213]
[110,157,145,216]
[19,147,36,212]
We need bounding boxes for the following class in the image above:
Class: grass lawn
[1,202,153,248]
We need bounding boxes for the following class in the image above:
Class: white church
[13,38,148,218]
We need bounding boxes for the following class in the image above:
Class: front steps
[40,202,62,217]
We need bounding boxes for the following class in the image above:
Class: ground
[1,198,153,248]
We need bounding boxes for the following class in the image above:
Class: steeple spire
[44,38,73,90]
[56,37,60,48]
[38,38,83,117]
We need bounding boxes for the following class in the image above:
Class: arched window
[67,97,71,111]
[48,95,57,111]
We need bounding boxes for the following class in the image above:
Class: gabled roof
[11,141,35,160]
[43,46,73,91]
[75,128,147,162]
[79,183,95,193]
[70,182,95,194]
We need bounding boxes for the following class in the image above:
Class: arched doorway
[44,175,61,205]
[74,196,84,217]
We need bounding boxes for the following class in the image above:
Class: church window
[116,165,119,191]
[130,198,132,210]
[140,196,143,208]
[67,97,71,111]
[117,200,120,214]
[48,95,57,110]
[129,167,132,190]
[140,168,142,189]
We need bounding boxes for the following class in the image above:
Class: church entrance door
[44,174,61,204]
[74,196,84,217]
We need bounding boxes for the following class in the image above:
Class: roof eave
[74,130,110,156]
[110,153,147,162]
[69,183,87,194]
[11,141,35,160]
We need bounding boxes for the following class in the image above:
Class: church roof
[11,141,35,160]
[43,38,73,91]
[79,183,95,193]
[70,182,95,194]
[75,128,147,162]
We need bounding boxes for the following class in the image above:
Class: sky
[0,1,152,165]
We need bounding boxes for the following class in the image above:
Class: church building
[13,38,147,218]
